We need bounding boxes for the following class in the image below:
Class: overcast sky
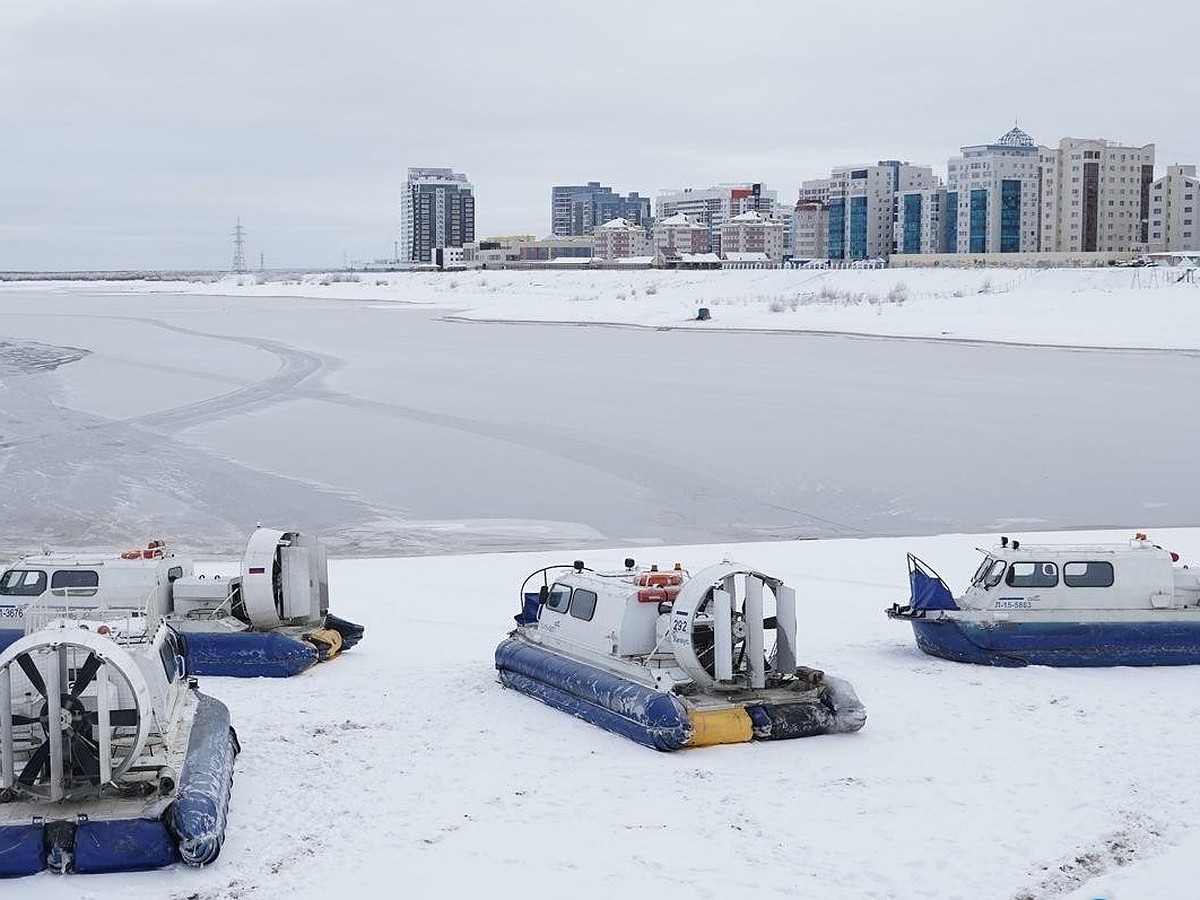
[2,0,1196,271]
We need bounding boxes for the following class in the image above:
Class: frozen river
[0,283,1196,556]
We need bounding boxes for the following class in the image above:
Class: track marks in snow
[170,880,258,900]
[1013,812,1166,899]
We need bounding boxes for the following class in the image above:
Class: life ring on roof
[120,541,166,560]
[637,586,681,603]
[634,570,684,588]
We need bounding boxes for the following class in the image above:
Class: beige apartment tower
[1038,138,1154,253]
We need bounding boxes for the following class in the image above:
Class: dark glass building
[551,183,650,236]
[401,168,475,264]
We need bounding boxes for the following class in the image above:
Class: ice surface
[0,271,1197,557]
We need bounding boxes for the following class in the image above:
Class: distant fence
[889,251,1138,269]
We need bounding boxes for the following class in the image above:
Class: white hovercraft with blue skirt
[0,527,364,678]
[0,608,239,876]
[887,533,1200,666]
[496,558,866,750]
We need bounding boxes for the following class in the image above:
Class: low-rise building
[593,217,649,259]
[722,252,772,269]
[655,250,722,269]
[653,213,710,255]
[518,236,594,262]
[719,210,784,263]
[431,246,467,269]
[656,184,777,256]
[461,238,526,268]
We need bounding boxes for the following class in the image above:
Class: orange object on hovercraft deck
[120,540,167,560]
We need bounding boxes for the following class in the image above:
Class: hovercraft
[0,527,364,677]
[887,533,1200,666]
[496,558,866,750]
[0,612,239,876]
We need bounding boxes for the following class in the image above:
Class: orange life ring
[634,571,684,588]
[637,585,681,603]
[121,542,166,560]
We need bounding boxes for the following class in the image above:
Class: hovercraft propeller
[669,564,798,691]
[1,638,145,802]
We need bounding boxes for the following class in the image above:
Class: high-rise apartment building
[793,201,828,260]
[656,184,777,256]
[775,206,797,259]
[551,183,650,236]
[1147,164,1200,252]
[799,179,832,205]
[1038,138,1154,253]
[893,186,948,255]
[400,167,475,264]
[942,127,1040,254]
[821,161,936,260]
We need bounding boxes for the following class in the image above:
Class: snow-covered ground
[142,264,1200,349]
[3,267,1200,898]
[8,528,1200,900]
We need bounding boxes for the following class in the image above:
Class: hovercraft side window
[569,589,597,622]
[0,569,47,596]
[1064,561,1114,588]
[50,569,99,597]
[1005,561,1058,588]
[545,584,571,614]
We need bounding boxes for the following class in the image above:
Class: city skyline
[2,0,1198,270]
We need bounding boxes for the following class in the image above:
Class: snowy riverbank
[50,264,1200,351]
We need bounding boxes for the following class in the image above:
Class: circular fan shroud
[668,563,794,690]
[0,631,153,802]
